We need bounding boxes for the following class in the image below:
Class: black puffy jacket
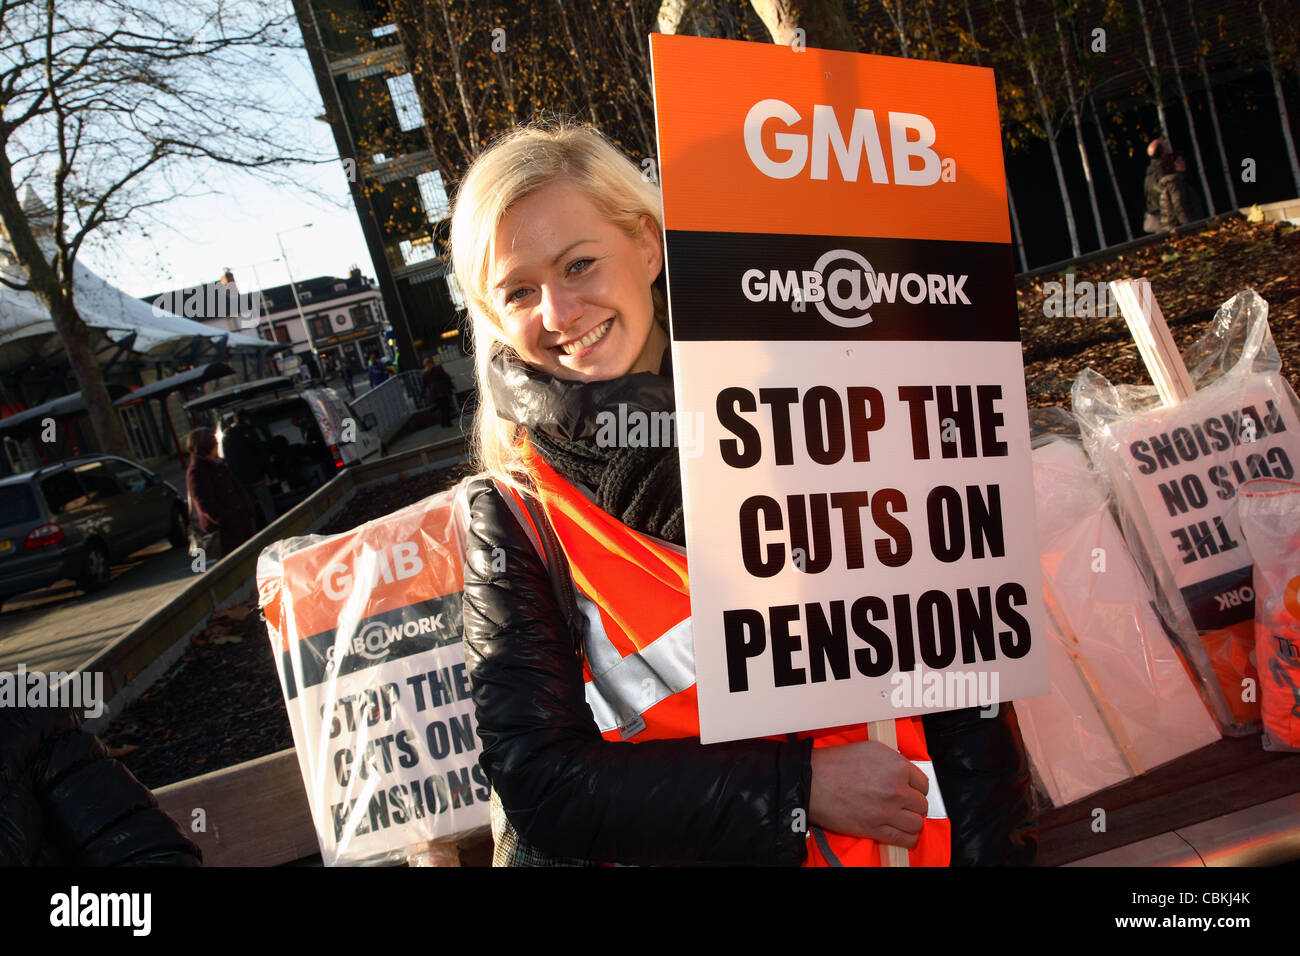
[460,361,1036,866]
[0,703,202,866]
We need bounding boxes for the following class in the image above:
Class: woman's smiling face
[490,179,667,383]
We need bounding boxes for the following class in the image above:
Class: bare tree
[1010,0,1080,257]
[1186,0,1237,209]
[963,0,1028,271]
[1064,13,1135,243]
[1134,0,1171,141]
[1052,3,1106,248]
[878,0,911,56]
[1154,0,1213,215]
[1258,0,1300,194]
[0,0,320,456]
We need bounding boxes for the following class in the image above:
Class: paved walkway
[0,540,197,674]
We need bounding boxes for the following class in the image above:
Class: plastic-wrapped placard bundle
[1238,478,1300,752]
[257,480,489,865]
[1014,437,1220,806]
[1073,290,1300,735]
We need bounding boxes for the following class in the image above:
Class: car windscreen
[0,484,40,524]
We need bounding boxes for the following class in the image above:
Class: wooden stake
[867,719,911,867]
[1110,278,1195,406]
[1040,574,1145,777]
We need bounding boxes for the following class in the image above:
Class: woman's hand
[808,741,930,847]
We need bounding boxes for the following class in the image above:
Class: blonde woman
[454,119,1035,866]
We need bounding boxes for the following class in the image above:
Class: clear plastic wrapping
[1014,437,1220,807]
[1237,478,1300,752]
[256,478,489,865]
[1071,290,1300,735]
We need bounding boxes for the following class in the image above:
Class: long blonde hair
[449,119,667,489]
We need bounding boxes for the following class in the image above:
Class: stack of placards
[257,481,489,865]
[1014,438,1220,806]
[1073,290,1300,735]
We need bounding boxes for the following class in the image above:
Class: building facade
[145,267,391,374]
[290,0,465,371]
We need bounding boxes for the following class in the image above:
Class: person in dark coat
[185,427,256,556]
[367,354,388,390]
[0,695,202,865]
[1144,138,1203,232]
[421,357,455,428]
[1142,138,1170,233]
[342,352,359,399]
[221,413,275,528]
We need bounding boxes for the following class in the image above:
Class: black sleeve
[922,703,1037,866]
[460,476,812,866]
[25,705,202,866]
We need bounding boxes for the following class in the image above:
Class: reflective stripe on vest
[579,591,695,737]
[518,441,951,866]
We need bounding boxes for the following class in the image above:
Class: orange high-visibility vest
[514,441,951,867]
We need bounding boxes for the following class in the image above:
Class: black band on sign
[283,591,466,696]
[664,231,1019,343]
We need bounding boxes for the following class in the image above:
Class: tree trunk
[0,150,128,457]
[964,0,1028,269]
[1259,0,1300,194]
[1135,0,1172,141]
[1053,8,1106,248]
[556,0,601,124]
[1007,175,1028,272]
[1155,0,1214,215]
[750,0,856,50]
[1013,0,1080,258]
[1187,0,1238,208]
[879,0,910,57]
[1085,89,1135,242]
[47,292,131,458]
[435,0,480,157]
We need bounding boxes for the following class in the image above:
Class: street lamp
[275,223,316,375]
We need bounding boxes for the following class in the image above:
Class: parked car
[0,455,187,609]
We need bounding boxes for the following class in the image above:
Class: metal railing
[347,369,423,438]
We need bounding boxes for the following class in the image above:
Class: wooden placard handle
[1110,278,1195,407]
[1040,575,1145,777]
[867,719,911,867]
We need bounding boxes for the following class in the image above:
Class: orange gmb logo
[650,34,1009,244]
[279,507,463,642]
[1285,574,1300,621]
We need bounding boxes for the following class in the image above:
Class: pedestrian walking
[343,352,359,399]
[421,357,455,428]
[367,354,388,390]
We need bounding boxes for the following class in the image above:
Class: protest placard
[257,485,489,865]
[1088,367,1300,729]
[649,35,1048,744]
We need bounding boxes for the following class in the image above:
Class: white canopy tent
[0,187,278,376]
[0,256,277,375]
